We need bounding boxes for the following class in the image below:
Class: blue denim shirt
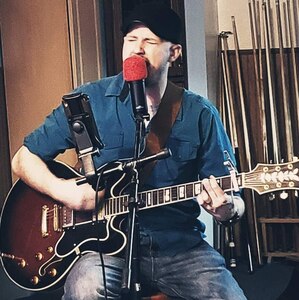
[24,73,236,255]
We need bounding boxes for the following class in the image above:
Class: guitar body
[0,161,127,291]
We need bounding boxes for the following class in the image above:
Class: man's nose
[133,41,145,54]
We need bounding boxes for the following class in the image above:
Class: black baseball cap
[121,2,182,44]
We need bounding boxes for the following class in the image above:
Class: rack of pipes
[217,0,299,264]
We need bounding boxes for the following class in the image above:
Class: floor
[0,258,297,300]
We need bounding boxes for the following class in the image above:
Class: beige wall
[0,0,78,177]
[217,0,252,49]
[217,0,299,49]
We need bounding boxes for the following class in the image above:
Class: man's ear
[169,44,182,63]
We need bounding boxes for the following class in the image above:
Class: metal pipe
[231,15,262,265]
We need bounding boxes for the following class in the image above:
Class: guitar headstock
[243,158,299,195]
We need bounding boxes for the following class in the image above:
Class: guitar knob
[35,252,43,261]
[31,276,39,285]
[48,268,57,277]
[18,259,26,268]
[47,246,54,253]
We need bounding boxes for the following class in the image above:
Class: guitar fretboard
[101,174,242,218]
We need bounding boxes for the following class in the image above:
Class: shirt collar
[105,72,129,102]
[104,72,184,121]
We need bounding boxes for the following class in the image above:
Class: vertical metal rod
[285,0,299,225]
[219,31,240,269]
[220,31,239,149]
[262,0,281,163]
[249,0,269,161]
[255,0,276,253]
[231,15,262,265]
[275,0,294,162]
[286,0,299,138]
[293,0,299,44]
[275,1,295,240]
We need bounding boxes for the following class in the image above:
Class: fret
[194,182,201,196]
[119,196,123,213]
[178,185,185,199]
[122,196,128,212]
[113,199,116,214]
[171,186,178,201]
[147,191,152,206]
[164,188,171,202]
[221,177,232,191]
[186,184,194,198]
[153,191,158,205]
[115,198,119,214]
[216,178,222,188]
[113,198,117,214]
[104,200,108,215]
[118,197,122,213]
[115,198,118,214]
[109,199,113,215]
[111,199,114,214]
[140,192,147,207]
[125,197,129,211]
[158,189,164,204]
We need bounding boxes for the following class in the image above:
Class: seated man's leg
[147,240,246,300]
[62,252,124,300]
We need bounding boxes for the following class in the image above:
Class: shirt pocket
[168,138,198,161]
[103,132,124,149]
[96,132,125,166]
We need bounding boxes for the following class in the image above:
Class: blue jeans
[62,240,247,300]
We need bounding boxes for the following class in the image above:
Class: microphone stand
[121,94,150,300]
[63,91,169,299]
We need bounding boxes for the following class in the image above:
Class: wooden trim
[259,218,299,224]
[66,0,105,88]
[0,30,12,207]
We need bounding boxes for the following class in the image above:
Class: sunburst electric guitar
[0,159,299,291]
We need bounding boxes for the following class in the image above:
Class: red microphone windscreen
[123,55,148,81]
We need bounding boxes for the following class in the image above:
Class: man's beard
[145,65,168,87]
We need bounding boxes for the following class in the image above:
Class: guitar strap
[139,80,184,186]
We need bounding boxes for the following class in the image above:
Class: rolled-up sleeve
[24,104,75,161]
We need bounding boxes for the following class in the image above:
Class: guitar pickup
[41,204,62,237]
[41,205,49,237]
[53,204,61,232]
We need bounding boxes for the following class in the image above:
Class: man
[12,2,246,299]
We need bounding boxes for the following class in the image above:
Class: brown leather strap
[139,81,184,186]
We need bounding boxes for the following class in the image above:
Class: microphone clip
[62,92,103,185]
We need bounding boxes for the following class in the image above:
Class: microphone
[62,92,103,181]
[123,55,149,120]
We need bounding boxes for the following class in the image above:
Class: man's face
[122,24,174,85]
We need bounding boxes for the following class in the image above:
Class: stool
[142,292,169,300]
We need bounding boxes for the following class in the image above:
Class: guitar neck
[100,173,243,218]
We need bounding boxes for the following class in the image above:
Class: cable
[95,171,108,300]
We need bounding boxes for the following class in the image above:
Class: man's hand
[54,178,105,211]
[196,175,244,221]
